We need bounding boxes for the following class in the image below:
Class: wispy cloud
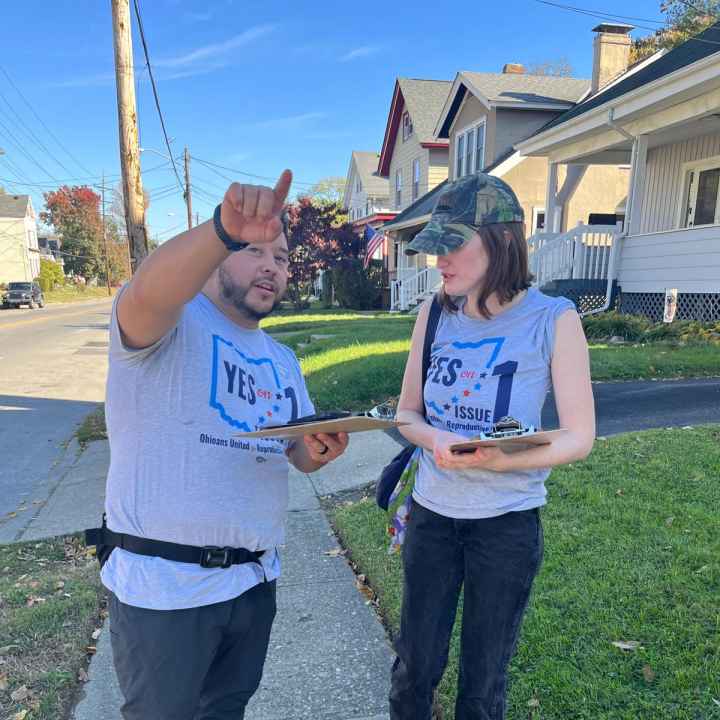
[339,45,380,62]
[251,112,326,130]
[51,26,275,89]
[155,25,276,69]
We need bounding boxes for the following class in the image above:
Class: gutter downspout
[583,109,634,317]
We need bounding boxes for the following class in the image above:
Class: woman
[389,173,595,720]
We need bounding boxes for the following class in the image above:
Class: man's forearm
[128,219,229,316]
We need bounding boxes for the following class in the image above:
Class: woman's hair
[439,222,533,319]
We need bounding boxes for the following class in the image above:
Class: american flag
[363,225,385,269]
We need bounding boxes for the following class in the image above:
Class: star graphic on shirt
[257,416,266,425]
[273,405,281,413]
[474,383,483,391]
[267,410,273,417]
[478,372,487,379]
[451,396,459,404]
[443,403,451,411]
[275,393,283,400]
[463,390,471,397]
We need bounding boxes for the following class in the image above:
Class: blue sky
[1,0,665,241]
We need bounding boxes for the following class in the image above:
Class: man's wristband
[213,204,248,252]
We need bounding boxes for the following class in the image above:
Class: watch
[213,204,248,252]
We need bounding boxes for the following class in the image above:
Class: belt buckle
[200,546,232,569]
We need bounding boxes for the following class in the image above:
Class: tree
[36,257,65,292]
[285,198,361,310]
[303,177,347,206]
[41,186,103,279]
[630,1,719,64]
[526,58,574,77]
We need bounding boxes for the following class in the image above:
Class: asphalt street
[0,298,113,539]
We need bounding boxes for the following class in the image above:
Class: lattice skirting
[620,292,720,322]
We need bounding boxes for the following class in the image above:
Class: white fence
[528,223,621,287]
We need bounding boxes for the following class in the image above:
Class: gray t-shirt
[101,291,314,610]
[414,288,574,519]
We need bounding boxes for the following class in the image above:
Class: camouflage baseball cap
[406,173,524,256]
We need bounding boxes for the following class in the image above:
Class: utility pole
[195,212,199,227]
[111,0,148,272]
[183,147,193,230]
[101,173,111,296]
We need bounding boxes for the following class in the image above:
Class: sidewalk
[18,430,400,720]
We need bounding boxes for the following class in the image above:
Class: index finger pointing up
[273,169,293,212]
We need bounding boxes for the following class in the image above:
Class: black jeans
[389,502,543,720]
[109,580,276,720]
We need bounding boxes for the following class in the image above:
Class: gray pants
[109,581,277,720]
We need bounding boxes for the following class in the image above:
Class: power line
[0,113,60,182]
[0,64,97,178]
[191,155,317,188]
[131,0,185,193]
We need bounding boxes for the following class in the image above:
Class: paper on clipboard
[236,415,407,439]
[449,428,567,454]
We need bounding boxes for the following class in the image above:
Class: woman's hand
[432,431,509,472]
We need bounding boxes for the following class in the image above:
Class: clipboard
[236,414,407,439]
[449,428,567,454]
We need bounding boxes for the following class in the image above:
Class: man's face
[217,232,290,322]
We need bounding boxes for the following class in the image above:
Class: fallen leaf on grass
[10,685,29,701]
[611,640,642,651]
[355,579,374,601]
[615,489,624,496]
[25,596,46,607]
[642,664,656,683]
[13,710,29,720]
[0,672,8,690]
[91,629,102,640]
[322,548,346,558]
[78,668,89,683]
[527,696,540,708]
[665,517,674,527]
[55,580,65,590]
[712,698,720,708]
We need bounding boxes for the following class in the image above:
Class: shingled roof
[0,193,30,219]
[351,151,389,198]
[378,78,452,177]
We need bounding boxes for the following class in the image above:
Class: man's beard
[218,266,283,321]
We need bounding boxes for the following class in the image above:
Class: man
[94,170,349,719]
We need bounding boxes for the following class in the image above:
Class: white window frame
[454,118,487,179]
[678,154,720,229]
[412,158,420,201]
[395,168,403,208]
[531,207,546,234]
[402,111,413,142]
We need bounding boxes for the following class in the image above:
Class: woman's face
[435,231,488,297]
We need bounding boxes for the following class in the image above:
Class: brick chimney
[592,23,634,93]
[502,63,525,75]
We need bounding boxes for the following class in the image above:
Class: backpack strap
[420,295,442,416]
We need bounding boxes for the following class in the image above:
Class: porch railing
[390,267,442,311]
[528,223,620,286]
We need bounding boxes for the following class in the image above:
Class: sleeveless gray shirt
[414,288,575,519]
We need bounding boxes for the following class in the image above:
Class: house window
[402,111,413,141]
[395,169,403,208]
[456,134,465,179]
[412,158,420,201]
[455,120,486,178]
[532,208,545,234]
[681,156,720,228]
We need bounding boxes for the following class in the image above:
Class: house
[517,21,720,321]
[385,50,631,310]
[342,151,397,264]
[375,77,452,296]
[0,193,39,285]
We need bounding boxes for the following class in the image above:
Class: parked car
[2,281,45,309]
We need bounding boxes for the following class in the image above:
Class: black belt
[85,520,265,570]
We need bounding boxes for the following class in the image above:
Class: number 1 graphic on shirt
[492,361,518,422]
[284,387,299,421]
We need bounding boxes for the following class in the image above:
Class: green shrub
[330,258,382,310]
[38,258,65,291]
[321,270,333,308]
[582,311,650,340]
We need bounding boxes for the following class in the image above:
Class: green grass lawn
[260,310,720,411]
[332,426,720,720]
[0,537,105,720]
[44,286,115,304]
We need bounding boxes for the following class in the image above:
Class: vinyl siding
[637,132,720,234]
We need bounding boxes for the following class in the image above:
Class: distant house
[375,78,451,294]
[382,49,629,310]
[0,193,39,284]
[517,21,720,320]
[342,151,397,264]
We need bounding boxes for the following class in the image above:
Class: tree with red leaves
[42,186,103,279]
[285,198,360,310]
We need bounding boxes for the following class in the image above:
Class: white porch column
[627,134,648,237]
[544,162,560,234]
